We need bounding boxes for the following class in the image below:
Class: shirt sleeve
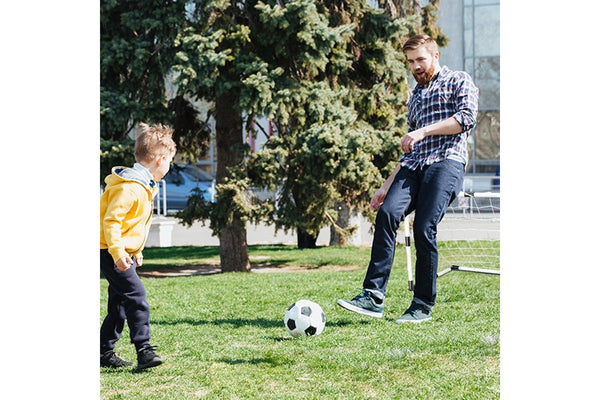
[103,185,137,263]
[451,72,479,133]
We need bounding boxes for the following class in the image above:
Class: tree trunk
[330,201,350,246]
[297,228,317,249]
[330,201,361,246]
[220,219,250,273]
[215,90,250,272]
[292,189,318,249]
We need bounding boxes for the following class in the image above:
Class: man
[337,34,479,323]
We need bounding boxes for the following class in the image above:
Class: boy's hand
[135,255,143,267]
[116,256,133,271]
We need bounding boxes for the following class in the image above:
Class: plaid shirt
[400,65,479,170]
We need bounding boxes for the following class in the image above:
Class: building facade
[438,0,500,174]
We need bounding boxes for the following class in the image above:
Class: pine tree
[173,1,268,271]
[100,0,211,182]
[243,0,438,247]
[173,0,445,260]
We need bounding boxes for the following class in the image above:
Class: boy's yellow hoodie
[100,166,158,264]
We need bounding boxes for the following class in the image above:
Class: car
[154,163,216,214]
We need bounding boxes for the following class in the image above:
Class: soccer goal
[402,191,500,290]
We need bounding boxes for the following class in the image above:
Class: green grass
[100,244,500,399]
[140,244,374,270]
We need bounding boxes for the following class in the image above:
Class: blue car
[154,163,215,214]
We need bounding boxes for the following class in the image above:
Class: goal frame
[402,191,500,291]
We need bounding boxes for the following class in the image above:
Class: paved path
[149,213,499,248]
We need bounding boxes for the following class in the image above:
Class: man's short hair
[402,34,439,55]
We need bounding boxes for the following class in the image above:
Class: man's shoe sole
[337,299,383,318]
[395,315,431,324]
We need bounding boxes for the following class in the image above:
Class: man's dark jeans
[363,159,464,308]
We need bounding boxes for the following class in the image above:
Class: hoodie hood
[104,164,157,198]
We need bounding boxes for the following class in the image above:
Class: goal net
[402,191,500,282]
[437,191,500,276]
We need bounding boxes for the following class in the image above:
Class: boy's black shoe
[100,351,133,368]
[137,345,163,370]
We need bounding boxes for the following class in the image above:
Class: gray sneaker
[337,290,383,318]
[395,301,432,324]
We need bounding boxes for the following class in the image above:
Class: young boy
[100,123,176,370]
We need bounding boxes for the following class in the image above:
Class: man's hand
[370,162,402,211]
[370,187,388,211]
[401,129,425,153]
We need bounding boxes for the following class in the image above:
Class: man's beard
[413,62,436,86]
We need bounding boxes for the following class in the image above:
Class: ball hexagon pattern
[284,299,326,337]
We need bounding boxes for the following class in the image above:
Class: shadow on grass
[326,318,372,327]
[101,366,135,374]
[143,244,309,260]
[143,245,221,260]
[136,261,299,277]
[215,356,291,366]
[152,317,371,330]
[113,243,369,277]
[101,365,162,375]
[152,317,282,329]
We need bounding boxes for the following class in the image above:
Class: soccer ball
[284,299,326,337]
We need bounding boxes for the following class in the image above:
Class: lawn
[100,244,500,399]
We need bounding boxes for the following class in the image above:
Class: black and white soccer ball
[284,299,326,337]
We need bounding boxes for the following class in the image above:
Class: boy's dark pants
[100,249,151,355]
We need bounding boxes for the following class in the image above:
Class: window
[464,0,500,173]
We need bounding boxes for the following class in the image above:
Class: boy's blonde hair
[402,34,439,55]
[135,123,177,162]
